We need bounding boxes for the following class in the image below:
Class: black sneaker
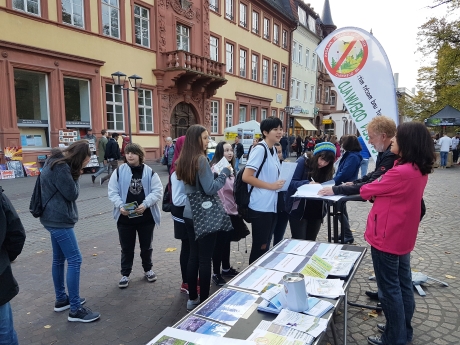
[221,267,240,277]
[68,306,100,323]
[54,297,86,312]
[91,175,96,183]
[212,274,226,286]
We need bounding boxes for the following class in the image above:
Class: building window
[226,43,234,73]
[225,0,233,20]
[226,103,233,128]
[138,89,153,132]
[62,0,84,27]
[210,100,219,134]
[298,44,302,64]
[14,69,49,125]
[298,7,306,25]
[312,53,317,71]
[292,41,297,62]
[310,85,315,103]
[209,0,218,12]
[250,107,257,121]
[262,59,269,84]
[263,18,270,39]
[102,0,120,38]
[317,84,322,103]
[239,49,247,77]
[296,81,301,100]
[330,92,336,106]
[106,84,124,131]
[271,109,276,117]
[177,24,190,51]
[303,83,308,102]
[13,0,40,15]
[280,110,284,121]
[281,66,286,89]
[210,36,218,61]
[305,48,310,68]
[134,5,150,47]
[64,78,91,126]
[261,108,267,120]
[252,11,259,34]
[272,63,278,87]
[239,3,247,27]
[325,86,330,104]
[239,105,247,123]
[290,79,294,99]
[282,29,288,49]
[251,54,258,81]
[273,24,279,45]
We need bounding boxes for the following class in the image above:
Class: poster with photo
[23,162,40,176]
[7,161,24,178]
[0,170,15,179]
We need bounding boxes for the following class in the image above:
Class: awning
[295,118,317,131]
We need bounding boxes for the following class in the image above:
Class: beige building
[208,0,296,141]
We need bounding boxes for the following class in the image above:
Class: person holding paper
[285,142,336,241]
[361,122,435,345]
[108,143,163,289]
[330,135,363,244]
[210,142,241,286]
[243,117,285,264]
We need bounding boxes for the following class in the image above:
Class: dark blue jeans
[45,227,83,313]
[440,151,448,167]
[371,247,414,345]
[0,302,18,345]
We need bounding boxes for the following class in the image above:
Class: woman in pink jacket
[360,122,435,345]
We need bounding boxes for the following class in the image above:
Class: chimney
[411,87,416,95]
[394,73,399,88]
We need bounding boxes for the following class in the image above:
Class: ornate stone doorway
[170,102,197,138]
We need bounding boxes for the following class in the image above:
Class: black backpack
[233,144,268,222]
[29,175,57,218]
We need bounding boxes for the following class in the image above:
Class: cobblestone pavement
[2,160,459,345]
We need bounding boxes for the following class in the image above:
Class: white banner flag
[315,27,398,159]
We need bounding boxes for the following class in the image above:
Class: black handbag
[162,177,172,212]
[187,175,233,240]
[229,214,250,242]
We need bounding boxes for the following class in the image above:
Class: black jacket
[0,188,26,306]
[232,142,244,159]
[280,137,289,149]
[332,146,397,196]
[105,138,121,160]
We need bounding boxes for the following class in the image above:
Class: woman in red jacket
[360,122,435,345]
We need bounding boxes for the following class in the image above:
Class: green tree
[331,57,337,68]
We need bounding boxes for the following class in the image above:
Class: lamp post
[111,71,143,143]
[284,106,294,135]
[342,116,347,136]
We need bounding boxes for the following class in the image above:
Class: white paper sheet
[228,267,285,293]
[254,321,314,343]
[213,156,231,174]
[147,327,253,345]
[276,239,317,256]
[256,252,310,273]
[292,181,345,201]
[273,309,320,333]
[305,277,345,299]
[278,162,297,191]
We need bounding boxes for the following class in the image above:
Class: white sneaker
[145,270,157,282]
[119,276,130,288]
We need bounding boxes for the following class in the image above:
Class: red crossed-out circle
[324,31,369,78]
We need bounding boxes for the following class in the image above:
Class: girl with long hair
[285,142,336,241]
[108,143,163,289]
[176,125,232,310]
[210,142,241,286]
[362,122,435,345]
[39,140,100,322]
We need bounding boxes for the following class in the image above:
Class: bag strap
[248,143,269,195]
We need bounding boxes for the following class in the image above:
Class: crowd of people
[0,114,436,345]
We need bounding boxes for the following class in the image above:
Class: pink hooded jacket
[211,165,238,216]
[360,162,428,255]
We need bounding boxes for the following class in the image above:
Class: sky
[307,0,450,91]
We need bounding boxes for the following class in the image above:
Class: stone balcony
[153,50,227,98]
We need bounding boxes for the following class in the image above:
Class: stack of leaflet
[305,277,345,299]
[247,320,315,345]
[324,250,361,278]
[257,283,334,318]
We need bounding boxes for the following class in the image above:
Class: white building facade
[289,3,321,135]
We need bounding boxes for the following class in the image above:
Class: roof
[224,120,261,134]
[429,105,460,119]
[321,0,335,26]
[263,0,297,24]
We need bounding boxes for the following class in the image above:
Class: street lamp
[111,71,143,143]
[342,116,347,136]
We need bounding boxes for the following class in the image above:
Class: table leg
[333,203,339,243]
[343,291,348,345]
[330,317,339,345]
[327,203,332,242]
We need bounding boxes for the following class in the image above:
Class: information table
[149,239,367,345]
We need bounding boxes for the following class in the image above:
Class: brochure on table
[147,327,253,345]
[292,180,344,201]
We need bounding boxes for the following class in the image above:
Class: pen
[311,178,315,183]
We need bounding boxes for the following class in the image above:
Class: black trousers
[212,230,231,275]
[289,216,322,241]
[117,221,155,276]
[185,218,217,301]
[180,238,190,283]
[248,209,277,264]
